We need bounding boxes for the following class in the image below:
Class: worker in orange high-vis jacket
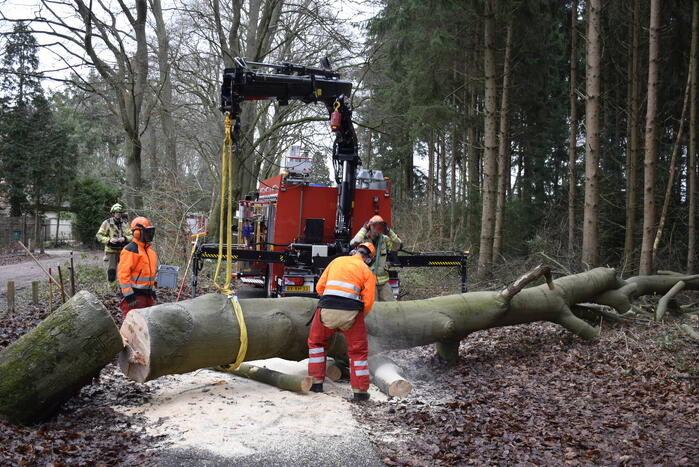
[307,242,376,402]
[118,216,158,318]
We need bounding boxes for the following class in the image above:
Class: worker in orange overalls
[118,216,158,318]
[307,242,376,401]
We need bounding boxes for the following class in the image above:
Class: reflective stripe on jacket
[315,255,376,313]
[96,217,133,253]
[350,227,402,285]
[118,240,157,298]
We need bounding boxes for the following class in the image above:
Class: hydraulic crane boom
[220,57,361,248]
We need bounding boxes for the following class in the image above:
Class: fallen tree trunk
[0,291,123,424]
[118,267,699,384]
[213,363,313,392]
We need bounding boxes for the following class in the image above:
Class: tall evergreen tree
[0,21,44,216]
[0,22,77,228]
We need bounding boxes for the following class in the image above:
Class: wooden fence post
[32,281,40,305]
[7,281,15,314]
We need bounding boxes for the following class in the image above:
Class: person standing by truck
[350,215,402,301]
[96,203,132,282]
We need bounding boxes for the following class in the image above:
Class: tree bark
[652,68,691,264]
[439,134,447,240]
[582,0,602,267]
[568,0,578,258]
[639,0,661,275]
[150,0,179,179]
[466,87,479,244]
[214,363,313,393]
[688,1,698,274]
[450,126,458,245]
[493,19,513,264]
[655,281,685,321]
[427,129,435,232]
[624,0,642,269]
[117,266,699,385]
[404,133,414,200]
[479,0,498,277]
[0,291,123,425]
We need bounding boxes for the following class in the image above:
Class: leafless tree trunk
[364,128,373,169]
[639,0,661,275]
[450,127,459,246]
[688,1,698,274]
[581,0,602,267]
[493,19,513,264]
[404,134,414,200]
[466,88,479,242]
[439,133,447,240]
[624,0,642,268]
[652,65,691,264]
[150,0,178,179]
[478,0,498,277]
[69,0,150,209]
[428,129,435,232]
[568,0,579,258]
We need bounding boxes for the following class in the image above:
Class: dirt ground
[0,249,103,297]
[1,257,698,465]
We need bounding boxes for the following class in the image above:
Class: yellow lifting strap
[213,111,248,370]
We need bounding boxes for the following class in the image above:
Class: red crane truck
[191,57,468,298]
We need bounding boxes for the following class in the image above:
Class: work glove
[385,226,391,235]
[126,294,136,307]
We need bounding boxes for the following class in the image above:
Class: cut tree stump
[0,291,123,425]
[118,267,699,393]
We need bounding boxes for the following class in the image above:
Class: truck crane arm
[220,57,360,247]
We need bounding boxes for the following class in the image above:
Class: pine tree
[0,22,76,225]
[0,21,44,216]
[309,151,331,186]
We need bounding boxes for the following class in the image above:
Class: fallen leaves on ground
[354,320,699,465]
[0,278,157,466]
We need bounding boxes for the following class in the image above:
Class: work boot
[352,392,370,402]
[310,383,323,393]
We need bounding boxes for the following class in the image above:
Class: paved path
[0,249,103,296]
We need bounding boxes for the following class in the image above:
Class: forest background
[0,0,697,280]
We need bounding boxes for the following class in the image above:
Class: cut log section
[0,291,123,425]
[213,363,313,392]
[369,356,413,397]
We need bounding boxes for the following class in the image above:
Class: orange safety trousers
[307,307,369,391]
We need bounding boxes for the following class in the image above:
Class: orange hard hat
[368,215,385,225]
[357,242,376,258]
[130,216,152,230]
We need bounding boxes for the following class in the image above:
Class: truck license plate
[285,285,310,292]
